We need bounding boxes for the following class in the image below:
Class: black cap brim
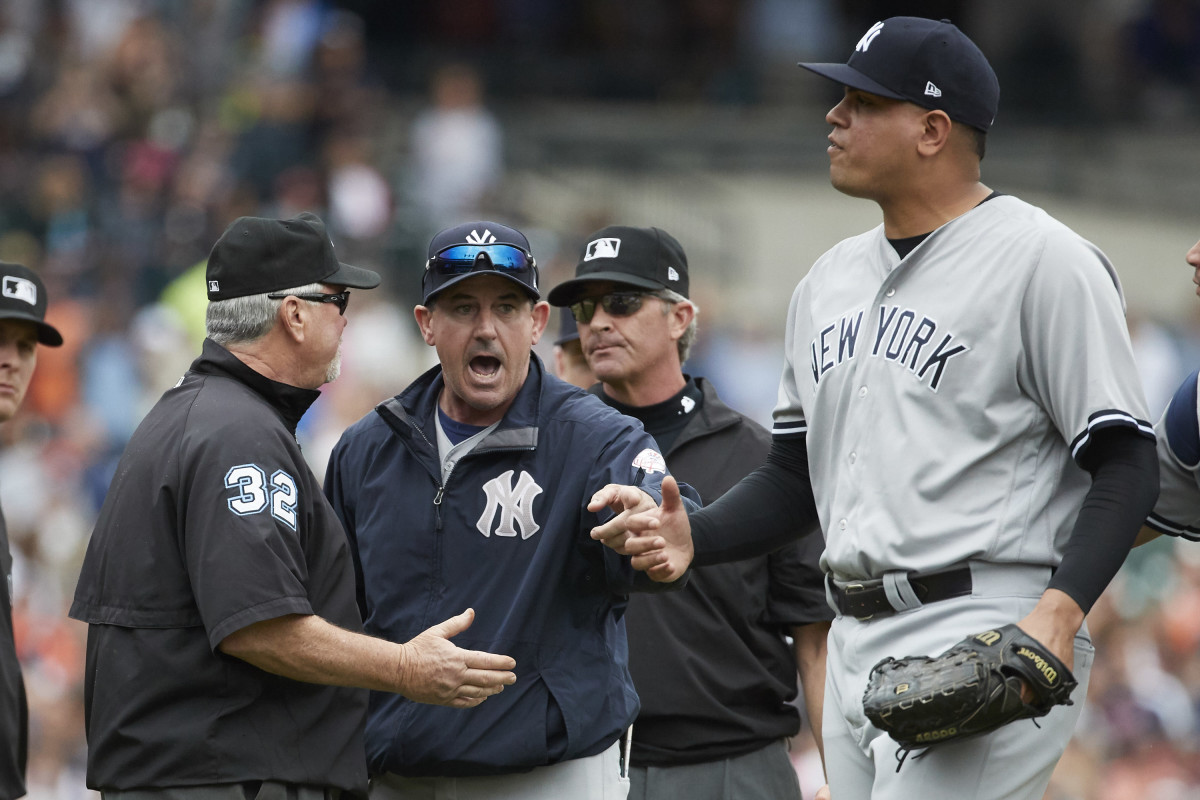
[325,260,381,290]
[797,62,906,101]
[34,321,62,347]
[546,273,664,307]
[0,311,63,346]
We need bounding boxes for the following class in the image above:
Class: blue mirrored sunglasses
[428,244,536,275]
[268,290,350,315]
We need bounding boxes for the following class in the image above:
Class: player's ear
[917,109,953,156]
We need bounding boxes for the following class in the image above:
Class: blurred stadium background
[4,1,1200,798]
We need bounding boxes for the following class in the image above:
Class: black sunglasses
[569,292,651,323]
[267,291,351,315]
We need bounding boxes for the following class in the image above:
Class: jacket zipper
[401,412,536,532]
[404,416,447,531]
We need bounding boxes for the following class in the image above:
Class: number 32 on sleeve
[224,464,299,530]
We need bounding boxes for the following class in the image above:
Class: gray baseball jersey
[772,194,1153,580]
[1145,368,1200,540]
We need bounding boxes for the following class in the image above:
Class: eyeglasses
[267,291,351,315]
[427,244,536,275]
[569,292,651,323]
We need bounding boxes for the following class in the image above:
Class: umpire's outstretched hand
[590,475,694,583]
[399,609,517,708]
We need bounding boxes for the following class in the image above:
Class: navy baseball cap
[799,17,999,133]
[0,263,62,346]
[422,221,540,304]
[206,212,380,300]
[554,307,580,346]
[547,225,689,307]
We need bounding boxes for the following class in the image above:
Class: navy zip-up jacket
[325,354,686,777]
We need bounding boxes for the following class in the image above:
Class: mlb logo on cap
[546,225,690,307]
[2,276,36,306]
[0,262,63,346]
[585,238,621,261]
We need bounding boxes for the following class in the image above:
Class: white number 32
[224,464,299,530]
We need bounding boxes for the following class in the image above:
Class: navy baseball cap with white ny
[798,16,1000,133]
[422,221,540,304]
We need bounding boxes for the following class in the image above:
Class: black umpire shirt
[1,506,27,800]
[592,377,832,765]
[70,339,368,792]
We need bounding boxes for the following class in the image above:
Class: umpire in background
[0,264,62,800]
[549,226,831,799]
[69,213,516,799]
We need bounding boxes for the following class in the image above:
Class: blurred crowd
[2,1,1199,799]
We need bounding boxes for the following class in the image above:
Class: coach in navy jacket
[325,221,687,797]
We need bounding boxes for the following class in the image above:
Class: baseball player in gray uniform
[591,17,1160,800]
[1137,237,1200,546]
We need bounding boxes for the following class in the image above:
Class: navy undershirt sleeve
[1047,427,1160,613]
[690,436,821,566]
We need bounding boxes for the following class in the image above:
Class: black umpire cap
[0,262,63,346]
[206,212,381,301]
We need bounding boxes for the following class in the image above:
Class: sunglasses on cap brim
[427,244,536,275]
[569,292,654,323]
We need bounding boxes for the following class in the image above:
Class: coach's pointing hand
[587,483,660,554]
[399,608,517,708]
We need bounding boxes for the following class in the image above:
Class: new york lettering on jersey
[810,303,969,391]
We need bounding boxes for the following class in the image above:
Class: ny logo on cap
[584,238,621,261]
[857,21,884,52]
[465,229,497,245]
[2,276,36,306]
[208,280,220,292]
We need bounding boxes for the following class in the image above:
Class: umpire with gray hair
[70,212,516,800]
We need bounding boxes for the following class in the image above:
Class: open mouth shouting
[470,353,502,378]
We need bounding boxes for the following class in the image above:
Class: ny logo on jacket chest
[477,469,543,539]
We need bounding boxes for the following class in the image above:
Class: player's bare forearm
[1016,588,1085,672]
[1133,524,1162,547]
[793,621,830,768]
[219,609,516,708]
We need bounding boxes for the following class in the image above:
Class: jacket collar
[191,338,322,433]
[589,375,741,454]
[380,351,547,451]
